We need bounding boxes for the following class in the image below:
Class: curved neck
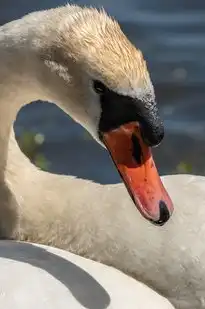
[0,13,64,178]
[0,50,41,178]
[0,14,72,238]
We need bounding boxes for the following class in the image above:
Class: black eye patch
[96,79,164,147]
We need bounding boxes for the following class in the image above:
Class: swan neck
[0,31,44,177]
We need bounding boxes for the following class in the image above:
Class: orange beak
[102,122,174,225]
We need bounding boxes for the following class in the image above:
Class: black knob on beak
[137,99,164,147]
[140,120,164,147]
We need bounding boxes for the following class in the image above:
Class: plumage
[0,5,204,308]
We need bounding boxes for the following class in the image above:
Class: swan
[0,4,205,309]
[0,240,175,309]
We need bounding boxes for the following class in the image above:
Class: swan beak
[102,122,174,225]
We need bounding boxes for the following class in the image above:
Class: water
[1,1,205,183]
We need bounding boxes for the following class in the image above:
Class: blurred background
[1,0,205,183]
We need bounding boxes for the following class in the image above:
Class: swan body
[0,240,175,309]
[0,5,205,309]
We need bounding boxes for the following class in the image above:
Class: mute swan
[0,5,205,309]
[0,240,175,309]
[0,6,174,226]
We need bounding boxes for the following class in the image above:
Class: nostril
[131,134,142,165]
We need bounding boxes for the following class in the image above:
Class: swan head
[40,6,173,225]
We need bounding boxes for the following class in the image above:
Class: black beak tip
[150,200,171,226]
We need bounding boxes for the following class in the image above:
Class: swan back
[0,241,175,309]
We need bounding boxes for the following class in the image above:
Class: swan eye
[93,80,106,94]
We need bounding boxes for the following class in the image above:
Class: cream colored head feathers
[53,6,154,100]
[1,5,155,143]
[33,5,155,142]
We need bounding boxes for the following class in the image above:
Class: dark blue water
[1,1,205,183]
